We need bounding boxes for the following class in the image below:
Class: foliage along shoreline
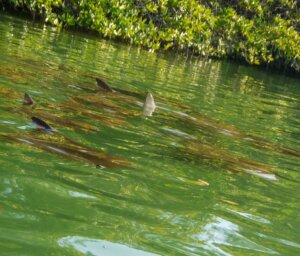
[1,0,299,74]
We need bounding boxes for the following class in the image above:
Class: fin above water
[96,78,114,92]
[23,93,34,105]
[143,92,156,117]
[31,116,53,131]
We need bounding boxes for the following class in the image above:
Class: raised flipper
[23,93,34,105]
[31,116,53,132]
[143,92,156,117]
[96,78,114,92]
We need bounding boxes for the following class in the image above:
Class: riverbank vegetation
[1,0,299,73]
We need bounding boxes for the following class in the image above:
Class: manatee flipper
[96,78,114,92]
[23,93,34,105]
[31,117,53,131]
[143,92,156,117]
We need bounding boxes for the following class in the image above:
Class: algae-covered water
[0,14,300,256]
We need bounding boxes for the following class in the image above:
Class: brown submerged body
[1,131,127,168]
[1,74,300,175]
[0,86,128,168]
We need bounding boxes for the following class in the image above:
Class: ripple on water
[58,236,159,256]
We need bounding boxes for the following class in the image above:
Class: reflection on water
[58,236,159,256]
[195,216,278,255]
[0,13,300,256]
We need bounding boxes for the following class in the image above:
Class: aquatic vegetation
[1,0,299,72]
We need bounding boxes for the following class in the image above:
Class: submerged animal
[1,77,298,177]
[1,129,127,168]
[95,77,144,100]
[94,78,300,160]
[1,90,127,167]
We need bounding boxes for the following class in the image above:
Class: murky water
[0,13,300,256]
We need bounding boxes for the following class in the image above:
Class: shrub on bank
[1,0,299,72]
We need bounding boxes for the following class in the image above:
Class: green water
[0,13,300,256]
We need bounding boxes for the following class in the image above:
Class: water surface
[0,13,300,256]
